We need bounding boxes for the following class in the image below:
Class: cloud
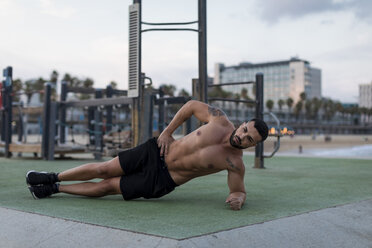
[256,0,372,24]
[39,0,76,19]
[0,0,26,18]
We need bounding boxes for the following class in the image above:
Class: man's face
[229,121,262,149]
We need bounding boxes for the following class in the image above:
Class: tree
[82,78,94,88]
[252,84,256,97]
[286,97,294,121]
[62,73,72,84]
[109,81,118,89]
[240,88,248,99]
[234,93,241,120]
[286,97,294,111]
[300,92,306,102]
[50,70,59,83]
[294,101,303,121]
[266,99,274,112]
[12,78,23,102]
[160,84,176,97]
[277,99,284,112]
[322,99,335,121]
[78,78,94,100]
[311,97,321,120]
[304,100,312,120]
[178,88,190,97]
[240,87,254,112]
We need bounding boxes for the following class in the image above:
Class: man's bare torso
[165,120,244,185]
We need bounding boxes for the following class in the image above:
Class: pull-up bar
[142,20,199,33]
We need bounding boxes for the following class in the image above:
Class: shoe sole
[26,170,36,186]
[28,186,40,200]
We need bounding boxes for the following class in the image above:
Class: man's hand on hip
[157,131,175,157]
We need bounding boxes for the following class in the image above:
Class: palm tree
[240,87,254,116]
[300,92,306,102]
[334,102,344,123]
[322,99,336,122]
[62,73,72,86]
[12,78,23,102]
[79,78,94,100]
[178,88,190,97]
[286,97,294,111]
[34,77,47,102]
[286,97,294,121]
[160,84,176,97]
[277,99,284,112]
[305,100,312,120]
[241,88,248,99]
[294,101,303,121]
[234,93,241,120]
[50,70,59,83]
[266,99,274,112]
[311,97,321,121]
[109,81,118,89]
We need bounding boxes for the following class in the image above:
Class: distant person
[26,100,268,210]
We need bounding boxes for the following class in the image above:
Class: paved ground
[1,199,372,248]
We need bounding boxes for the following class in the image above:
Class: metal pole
[3,67,13,158]
[141,88,153,142]
[94,89,103,160]
[198,0,207,103]
[131,0,142,147]
[1,81,5,142]
[60,81,67,144]
[158,87,164,133]
[106,85,113,133]
[254,73,264,169]
[47,102,57,160]
[42,83,52,160]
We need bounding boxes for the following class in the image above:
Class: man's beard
[229,128,245,149]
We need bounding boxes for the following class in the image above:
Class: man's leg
[27,157,125,199]
[58,156,124,181]
[27,157,124,186]
[59,177,122,197]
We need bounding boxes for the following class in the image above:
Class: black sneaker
[28,184,59,199]
[26,170,59,186]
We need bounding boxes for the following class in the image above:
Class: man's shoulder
[225,153,245,173]
[208,112,234,128]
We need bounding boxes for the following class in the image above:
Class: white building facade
[359,81,372,108]
[214,57,322,110]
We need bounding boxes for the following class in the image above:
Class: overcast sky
[1,0,371,103]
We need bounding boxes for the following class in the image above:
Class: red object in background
[0,83,3,109]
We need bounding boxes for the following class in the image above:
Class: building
[359,81,372,108]
[214,57,322,110]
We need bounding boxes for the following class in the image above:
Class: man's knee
[96,158,123,178]
[99,178,121,195]
[96,162,111,178]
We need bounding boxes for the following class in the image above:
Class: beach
[245,134,372,158]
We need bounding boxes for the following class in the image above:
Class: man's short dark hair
[249,118,268,142]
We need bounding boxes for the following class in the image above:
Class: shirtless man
[26,100,268,210]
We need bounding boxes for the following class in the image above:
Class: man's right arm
[157,100,227,155]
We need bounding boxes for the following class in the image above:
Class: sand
[246,134,372,154]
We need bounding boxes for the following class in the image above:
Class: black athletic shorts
[118,137,178,200]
